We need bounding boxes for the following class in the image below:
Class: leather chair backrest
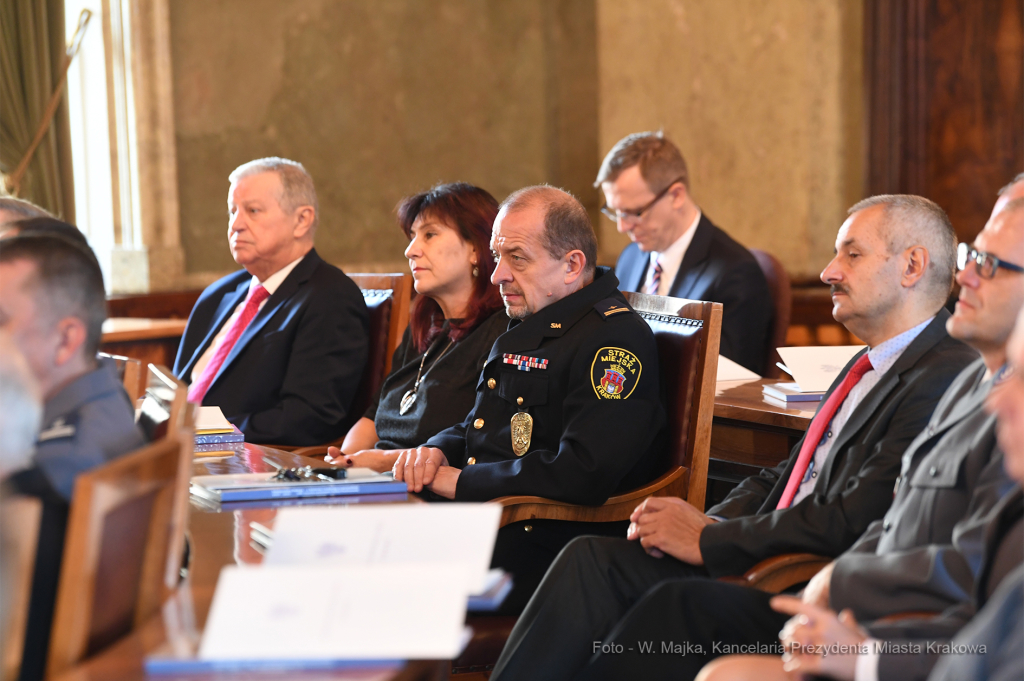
[750,249,792,378]
[638,312,704,475]
[344,289,394,431]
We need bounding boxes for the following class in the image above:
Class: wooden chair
[136,364,190,442]
[97,352,143,405]
[750,249,792,379]
[44,431,195,678]
[718,552,832,593]
[452,294,722,677]
[491,291,722,523]
[287,273,412,456]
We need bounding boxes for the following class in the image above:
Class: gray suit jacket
[829,359,1014,621]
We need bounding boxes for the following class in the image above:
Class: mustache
[830,284,850,296]
[500,286,524,297]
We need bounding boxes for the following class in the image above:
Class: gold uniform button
[467,457,477,465]
[524,525,533,532]
[516,396,524,405]
[487,378,496,389]
[473,418,485,429]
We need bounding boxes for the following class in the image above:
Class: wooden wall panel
[866,0,1024,240]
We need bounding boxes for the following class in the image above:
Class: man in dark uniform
[390,185,666,612]
[0,232,144,681]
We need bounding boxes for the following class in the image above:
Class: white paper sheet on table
[199,563,471,661]
[776,345,866,393]
[716,355,761,382]
[265,503,502,593]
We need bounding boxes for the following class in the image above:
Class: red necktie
[776,353,873,509]
[187,285,270,404]
[646,257,663,295]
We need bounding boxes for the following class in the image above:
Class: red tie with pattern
[187,285,270,404]
[646,257,663,295]
[775,353,874,509]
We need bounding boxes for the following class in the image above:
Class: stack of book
[762,382,825,405]
[194,406,244,456]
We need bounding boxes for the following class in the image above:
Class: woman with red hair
[327,182,506,470]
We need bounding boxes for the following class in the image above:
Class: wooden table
[100,318,188,371]
[54,445,444,681]
[710,379,815,486]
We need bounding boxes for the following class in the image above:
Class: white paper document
[265,503,502,593]
[775,345,866,393]
[199,563,471,660]
[716,355,761,382]
[194,406,234,433]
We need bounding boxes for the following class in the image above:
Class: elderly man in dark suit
[598,131,773,374]
[174,157,368,446]
[490,194,981,681]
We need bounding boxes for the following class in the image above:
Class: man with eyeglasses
[597,131,773,374]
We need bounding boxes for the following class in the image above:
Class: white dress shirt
[190,255,306,382]
[643,210,702,296]
[791,316,935,505]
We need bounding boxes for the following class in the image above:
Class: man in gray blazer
[491,194,979,681]
[503,192,1024,681]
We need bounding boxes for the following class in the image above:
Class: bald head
[993,173,1024,218]
[499,185,597,276]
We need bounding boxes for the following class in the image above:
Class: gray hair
[500,185,597,275]
[848,194,957,303]
[229,157,319,230]
[594,131,690,192]
[0,333,41,477]
[0,197,50,225]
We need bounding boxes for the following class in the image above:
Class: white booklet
[716,355,761,382]
[776,345,866,393]
[265,503,502,593]
[198,563,472,662]
[194,406,234,434]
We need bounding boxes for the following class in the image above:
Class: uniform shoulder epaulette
[593,298,633,319]
[38,415,77,442]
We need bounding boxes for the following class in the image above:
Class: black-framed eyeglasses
[957,242,1024,279]
[600,177,686,224]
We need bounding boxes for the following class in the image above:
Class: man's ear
[669,182,689,211]
[53,317,88,367]
[902,246,929,288]
[293,206,316,239]
[564,250,587,286]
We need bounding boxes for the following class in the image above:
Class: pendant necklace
[399,337,456,415]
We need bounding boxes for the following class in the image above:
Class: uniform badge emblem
[591,347,642,400]
[510,412,533,456]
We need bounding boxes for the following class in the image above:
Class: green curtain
[0,0,72,220]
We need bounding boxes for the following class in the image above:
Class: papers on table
[776,345,865,393]
[195,406,234,433]
[716,355,761,382]
[265,504,502,593]
[198,563,473,662]
[762,382,825,404]
[190,469,407,503]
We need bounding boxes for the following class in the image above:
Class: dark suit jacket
[830,359,1013,620]
[615,214,773,374]
[698,311,979,577]
[173,248,368,446]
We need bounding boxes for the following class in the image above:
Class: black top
[368,309,509,450]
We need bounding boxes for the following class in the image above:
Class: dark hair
[4,217,91,248]
[0,233,107,357]
[594,131,690,192]
[500,185,597,275]
[397,183,503,352]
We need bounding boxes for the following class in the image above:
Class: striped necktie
[646,257,663,296]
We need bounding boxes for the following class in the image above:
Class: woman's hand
[325,447,397,473]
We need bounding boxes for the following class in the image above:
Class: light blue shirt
[791,316,935,506]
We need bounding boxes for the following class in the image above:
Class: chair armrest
[722,553,832,594]
[873,611,941,624]
[491,466,690,527]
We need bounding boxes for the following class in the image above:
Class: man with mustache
[491,194,980,680]
[389,185,666,613]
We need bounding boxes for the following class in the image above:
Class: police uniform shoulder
[593,298,633,320]
[37,414,79,443]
